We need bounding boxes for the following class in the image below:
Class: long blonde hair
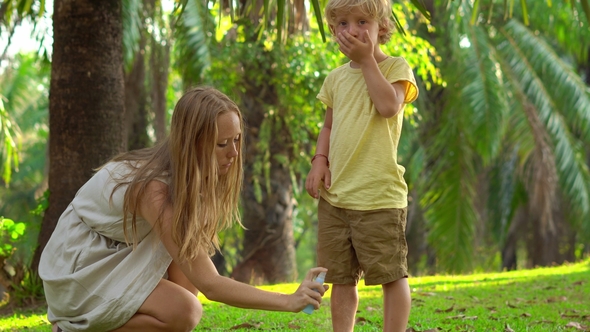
[108,86,243,263]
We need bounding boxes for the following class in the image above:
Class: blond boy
[305,0,419,330]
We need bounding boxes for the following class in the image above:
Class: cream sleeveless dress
[39,161,173,332]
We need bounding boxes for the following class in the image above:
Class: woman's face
[215,111,241,175]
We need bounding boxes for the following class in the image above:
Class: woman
[40,87,328,332]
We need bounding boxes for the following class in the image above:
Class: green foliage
[8,268,45,308]
[414,0,590,273]
[0,97,21,186]
[0,0,48,28]
[0,52,49,267]
[0,217,25,257]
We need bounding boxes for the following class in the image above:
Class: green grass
[1,259,589,331]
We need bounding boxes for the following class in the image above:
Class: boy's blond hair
[325,0,395,44]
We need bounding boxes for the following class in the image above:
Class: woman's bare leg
[111,278,202,332]
[167,260,198,296]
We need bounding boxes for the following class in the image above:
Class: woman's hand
[287,267,329,312]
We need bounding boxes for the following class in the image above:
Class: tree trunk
[150,33,170,142]
[526,200,574,267]
[230,49,296,284]
[501,207,527,270]
[125,35,149,150]
[31,0,125,272]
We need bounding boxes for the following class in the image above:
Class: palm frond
[174,0,216,85]
[420,113,478,273]
[459,21,509,164]
[503,20,590,144]
[122,0,143,71]
[497,20,590,220]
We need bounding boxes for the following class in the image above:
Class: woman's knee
[137,279,203,331]
[168,291,203,331]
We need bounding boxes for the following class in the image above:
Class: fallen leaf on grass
[565,322,588,331]
[506,302,518,309]
[562,313,582,319]
[521,313,532,317]
[546,296,567,303]
[504,323,515,332]
[288,323,301,329]
[405,328,441,332]
[230,322,262,329]
[355,317,370,325]
[572,281,585,286]
[418,292,437,297]
[434,305,454,313]
[444,314,477,321]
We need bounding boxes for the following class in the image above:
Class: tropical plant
[413,0,590,273]
[0,52,49,269]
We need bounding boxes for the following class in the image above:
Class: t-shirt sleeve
[317,72,334,108]
[385,57,419,104]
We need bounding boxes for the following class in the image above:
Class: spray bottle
[302,271,327,314]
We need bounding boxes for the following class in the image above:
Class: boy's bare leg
[330,284,358,332]
[382,278,411,332]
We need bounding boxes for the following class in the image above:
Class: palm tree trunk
[31,0,125,272]
[230,49,296,284]
[125,35,149,150]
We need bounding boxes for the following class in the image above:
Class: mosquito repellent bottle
[302,271,327,314]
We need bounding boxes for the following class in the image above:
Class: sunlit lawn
[1,259,589,331]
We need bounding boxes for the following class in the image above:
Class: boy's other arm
[361,61,408,118]
[305,107,333,199]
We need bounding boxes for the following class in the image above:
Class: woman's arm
[137,180,327,312]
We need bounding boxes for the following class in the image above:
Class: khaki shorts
[317,198,408,286]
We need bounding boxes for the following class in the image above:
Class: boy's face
[330,10,384,45]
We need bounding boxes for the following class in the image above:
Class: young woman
[40,86,327,332]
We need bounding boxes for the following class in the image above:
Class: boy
[305,0,419,330]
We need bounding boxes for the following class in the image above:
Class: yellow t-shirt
[317,56,418,210]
